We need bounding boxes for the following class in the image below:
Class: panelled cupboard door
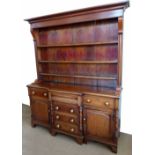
[84,109,114,139]
[31,99,49,125]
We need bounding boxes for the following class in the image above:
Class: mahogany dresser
[26,1,129,153]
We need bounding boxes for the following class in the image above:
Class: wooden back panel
[36,19,118,89]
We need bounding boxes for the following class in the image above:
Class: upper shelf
[37,41,118,48]
[38,60,118,64]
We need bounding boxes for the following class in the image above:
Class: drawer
[52,96,78,104]
[83,95,115,110]
[28,87,48,99]
[53,101,79,115]
[54,121,79,135]
[51,91,79,100]
[53,112,79,125]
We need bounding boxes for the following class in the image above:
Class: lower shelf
[39,73,117,80]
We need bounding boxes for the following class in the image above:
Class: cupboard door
[31,99,49,126]
[83,109,114,139]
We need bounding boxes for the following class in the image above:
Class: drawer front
[83,95,115,110]
[53,101,79,115]
[53,112,79,125]
[51,91,81,106]
[28,87,48,99]
[51,91,79,100]
[54,121,79,134]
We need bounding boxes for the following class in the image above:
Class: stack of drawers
[51,91,83,144]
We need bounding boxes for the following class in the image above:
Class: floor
[22,104,132,155]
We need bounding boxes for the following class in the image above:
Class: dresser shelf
[37,41,118,48]
[39,73,117,80]
[38,60,118,64]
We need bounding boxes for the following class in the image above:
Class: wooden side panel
[117,17,123,88]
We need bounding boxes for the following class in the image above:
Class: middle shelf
[37,41,118,48]
[38,60,118,64]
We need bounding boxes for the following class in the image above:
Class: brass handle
[70,109,74,113]
[86,99,91,103]
[70,128,74,132]
[56,115,60,120]
[70,118,74,123]
[56,124,60,129]
[32,91,35,95]
[104,101,110,106]
[55,106,59,110]
[43,92,47,97]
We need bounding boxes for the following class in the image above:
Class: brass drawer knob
[86,99,91,103]
[43,92,47,97]
[55,106,59,110]
[56,124,60,129]
[56,115,60,120]
[32,91,35,95]
[70,128,74,132]
[83,118,86,121]
[70,118,74,123]
[70,109,74,113]
[104,101,110,106]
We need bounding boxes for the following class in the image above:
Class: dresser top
[27,82,120,98]
[25,1,129,28]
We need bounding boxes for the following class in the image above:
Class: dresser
[26,1,129,153]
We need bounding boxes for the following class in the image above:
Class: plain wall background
[0,0,155,155]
